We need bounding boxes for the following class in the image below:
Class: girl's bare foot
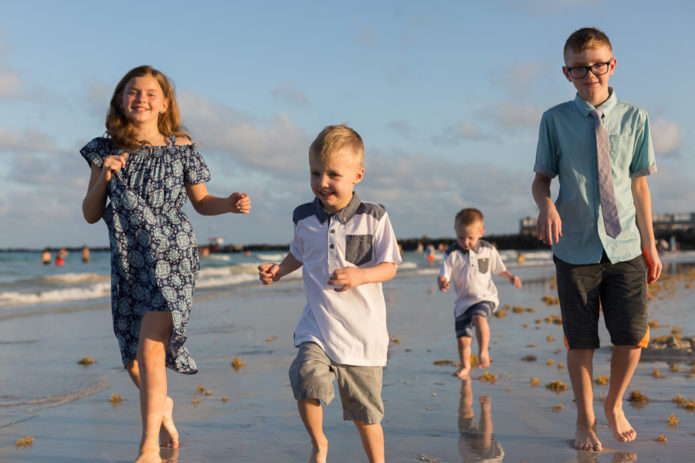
[134,447,162,463]
[309,435,328,463]
[478,351,491,368]
[604,405,636,442]
[453,366,471,379]
[160,396,179,449]
[575,420,602,451]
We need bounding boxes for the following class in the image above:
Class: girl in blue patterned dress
[81,65,251,463]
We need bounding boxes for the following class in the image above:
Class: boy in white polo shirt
[438,208,521,379]
[258,124,401,463]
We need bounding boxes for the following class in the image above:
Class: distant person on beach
[56,248,69,266]
[425,244,436,267]
[258,124,401,463]
[437,208,521,379]
[81,245,91,263]
[41,248,51,265]
[81,65,250,463]
[532,28,662,451]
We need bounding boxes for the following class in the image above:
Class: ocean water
[0,248,555,312]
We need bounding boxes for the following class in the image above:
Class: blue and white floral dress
[81,136,210,374]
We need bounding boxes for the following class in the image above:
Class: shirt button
[330,229,335,233]
[329,244,335,249]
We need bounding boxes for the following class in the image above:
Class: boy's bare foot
[309,436,328,463]
[453,366,471,379]
[575,420,602,451]
[134,447,162,463]
[478,351,491,368]
[604,405,636,442]
[160,396,179,448]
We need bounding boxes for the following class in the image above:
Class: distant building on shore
[519,212,695,236]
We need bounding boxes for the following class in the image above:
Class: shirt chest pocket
[345,234,374,267]
[477,258,489,274]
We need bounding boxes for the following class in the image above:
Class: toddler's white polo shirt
[290,194,401,366]
[439,240,507,318]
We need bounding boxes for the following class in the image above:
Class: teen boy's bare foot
[453,366,471,379]
[478,351,491,368]
[134,446,162,463]
[160,396,179,448]
[604,405,636,442]
[575,420,602,451]
[309,436,328,463]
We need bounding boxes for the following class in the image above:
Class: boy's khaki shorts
[554,253,648,350]
[289,342,384,424]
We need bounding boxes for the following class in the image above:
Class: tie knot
[591,109,603,119]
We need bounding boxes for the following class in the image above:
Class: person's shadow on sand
[457,376,504,462]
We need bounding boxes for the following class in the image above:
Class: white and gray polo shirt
[439,240,507,318]
[289,194,401,366]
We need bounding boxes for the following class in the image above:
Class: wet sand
[1,263,694,462]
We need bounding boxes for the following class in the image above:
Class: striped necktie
[591,109,622,238]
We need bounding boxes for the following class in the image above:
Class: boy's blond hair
[455,208,484,228]
[563,27,612,60]
[309,124,364,167]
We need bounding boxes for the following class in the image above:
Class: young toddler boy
[258,124,401,463]
[532,27,662,451]
[438,208,521,379]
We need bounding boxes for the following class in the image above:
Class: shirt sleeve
[184,144,212,185]
[629,111,657,178]
[372,212,402,265]
[490,248,507,275]
[438,252,452,280]
[533,112,559,179]
[80,138,110,168]
[289,220,304,263]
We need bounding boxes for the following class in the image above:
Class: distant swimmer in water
[81,245,91,263]
[426,244,436,267]
[56,248,69,266]
[41,248,52,265]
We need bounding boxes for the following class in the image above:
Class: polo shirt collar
[450,241,481,255]
[573,86,617,118]
[312,193,362,224]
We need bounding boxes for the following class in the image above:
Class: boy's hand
[642,247,662,284]
[536,205,562,245]
[328,267,364,292]
[437,276,450,292]
[229,192,251,214]
[509,275,522,289]
[101,153,128,183]
[258,263,280,284]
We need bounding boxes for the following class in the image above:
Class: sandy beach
[1,255,694,462]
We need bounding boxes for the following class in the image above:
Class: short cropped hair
[309,124,364,167]
[564,27,612,61]
[455,208,484,227]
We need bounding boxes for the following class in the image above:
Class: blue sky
[1,0,692,248]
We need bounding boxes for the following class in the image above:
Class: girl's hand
[101,153,128,183]
[258,263,280,284]
[229,192,251,214]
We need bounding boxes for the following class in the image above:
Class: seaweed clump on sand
[231,355,246,371]
[15,436,34,448]
[77,356,97,365]
[545,380,568,393]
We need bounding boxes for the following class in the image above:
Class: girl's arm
[82,154,128,223]
[185,183,251,215]
[632,176,662,283]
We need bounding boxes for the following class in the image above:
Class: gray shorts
[289,342,384,424]
[455,301,494,338]
[554,253,648,350]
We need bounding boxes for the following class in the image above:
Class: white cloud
[179,91,310,171]
[651,118,681,156]
[0,69,20,97]
[386,120,415,138]
[432,121,487,144]
[0,127,54,151]
[271,83,311,107]
[480,101,544,134]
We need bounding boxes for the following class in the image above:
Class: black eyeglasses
[566,59,614,79]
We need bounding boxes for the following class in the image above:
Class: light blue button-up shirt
[534,89,656,265]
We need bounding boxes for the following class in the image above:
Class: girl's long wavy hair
[105,65,191,150]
